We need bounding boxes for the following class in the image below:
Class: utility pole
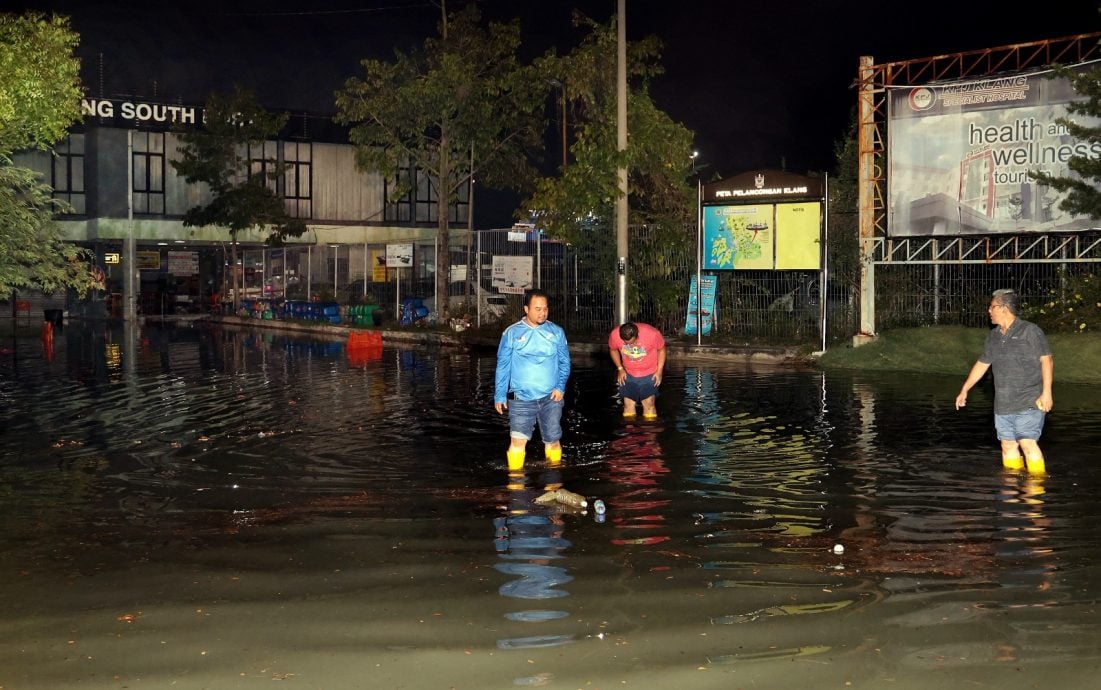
[614,0,628,326]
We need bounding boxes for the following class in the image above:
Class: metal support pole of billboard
[363,243,368,299]
[614,0,628,326]
[818,173,829,354]
[856,55,877,345]
[307,245,312,301]
[696,177,702,347]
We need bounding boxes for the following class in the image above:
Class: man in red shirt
[608,322,666,419]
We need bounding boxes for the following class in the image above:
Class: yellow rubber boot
[506,449,526,471]
[1025,456,1046,475]
[1002,456,1025,471]
[545,445,562,466]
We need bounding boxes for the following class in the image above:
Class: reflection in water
[494,466,576,650]
[605,419,671,559]
[2,322,1101,687]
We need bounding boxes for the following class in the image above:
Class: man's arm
[494,332,512,413]
[653,346,666,387]
[956,360,991,409]
[1038,354,1054,412]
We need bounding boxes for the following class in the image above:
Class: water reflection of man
[493,465,575,651]
[956,289,1054,474]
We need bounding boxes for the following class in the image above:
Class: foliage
[827,110,861,292]
[0,160,98,296]
[0,12,95,298]
[0,12,82,155]
[335,5,546,320]
[171,86,306,308]
[1029,61,1101,221]
[524,16,696,244]
[523,14,696,325]
[1021,268,1099,333]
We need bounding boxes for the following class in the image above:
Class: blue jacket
[494,319,571,403]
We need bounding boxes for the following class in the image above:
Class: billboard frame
[853,33,1101,342]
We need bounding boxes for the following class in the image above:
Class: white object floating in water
[832,544,844,555]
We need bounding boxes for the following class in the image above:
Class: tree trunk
[230,237,240,314]
[437,135,451,322]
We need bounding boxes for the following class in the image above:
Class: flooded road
[2,321,1100,689]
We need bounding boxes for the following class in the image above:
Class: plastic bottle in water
[593,499,606,515]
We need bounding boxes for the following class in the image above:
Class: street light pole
[614,0,628,326]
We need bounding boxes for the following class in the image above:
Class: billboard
[888,61,1101,236]
[702,201,821,270]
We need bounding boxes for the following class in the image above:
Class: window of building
[132,131,165,215]
[283,141,312,218]
[52,133,86,215]
[384,165,469,225]
[247,140,279,194]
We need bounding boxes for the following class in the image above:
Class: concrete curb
[199,314,809,366]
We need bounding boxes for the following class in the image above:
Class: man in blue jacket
[494,289,571,471]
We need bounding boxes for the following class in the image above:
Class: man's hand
[550,389,564,402]
[494,402,507,414]
[955,391,967,410]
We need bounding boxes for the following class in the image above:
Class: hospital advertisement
[888,61,1100,236]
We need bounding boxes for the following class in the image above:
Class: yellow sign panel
[371,250,387,282]
[137,251,161,270]
[775,202,821,270]
[104,252,120,264]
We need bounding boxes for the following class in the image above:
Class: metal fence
[236,228,1099,346]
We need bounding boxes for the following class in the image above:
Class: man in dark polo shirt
[955,289,1054,474]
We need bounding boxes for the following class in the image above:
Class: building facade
[13,97,470,317]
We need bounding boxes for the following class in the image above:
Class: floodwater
[1,321,1100,690]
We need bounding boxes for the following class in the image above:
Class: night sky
[3,0,1099,210]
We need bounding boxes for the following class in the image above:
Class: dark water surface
[2,321,1100,689]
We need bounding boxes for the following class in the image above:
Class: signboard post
[386,243,414,318]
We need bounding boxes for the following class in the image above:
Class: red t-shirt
[608,323,665,377]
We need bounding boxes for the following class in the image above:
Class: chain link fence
[234,228,1098,346]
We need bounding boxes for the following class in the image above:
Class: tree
[1029,61,1101,221]
[335,4,546,320]
[0,12,98,298]
[523,15,697,324]
[171,86,306,312]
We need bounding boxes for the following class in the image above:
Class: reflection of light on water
[712,599,855,625]
[504,610,569,622]
[709,645,832,664]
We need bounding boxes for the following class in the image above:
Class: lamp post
[614,0,628,326]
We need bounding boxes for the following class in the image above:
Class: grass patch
[818,325,1101,385]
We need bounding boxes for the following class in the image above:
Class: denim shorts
[508,395,564,443]
[620,373,658,403]
[994,408,1045,442]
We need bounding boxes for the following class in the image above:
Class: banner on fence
[685,274,717,336]
[386,243,413,268]
[491,255,533,294]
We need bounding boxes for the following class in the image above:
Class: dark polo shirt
[980,318,1052,415]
